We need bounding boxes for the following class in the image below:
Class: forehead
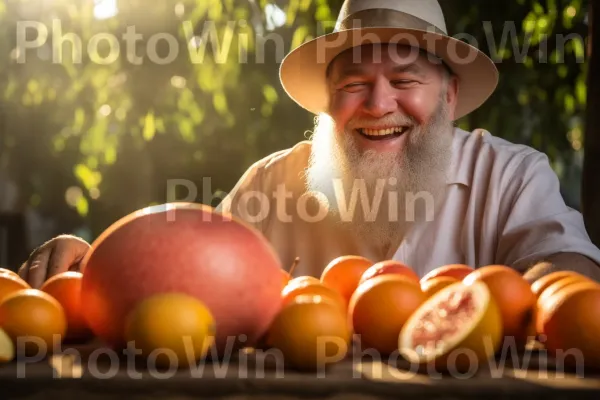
[327,44,439,79]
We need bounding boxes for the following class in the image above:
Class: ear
[445,74,460,120]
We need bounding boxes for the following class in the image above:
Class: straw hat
[279,0,499,120]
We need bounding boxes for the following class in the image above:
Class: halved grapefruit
[399,281,503,372]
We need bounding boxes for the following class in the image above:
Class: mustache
[345,113,417,130]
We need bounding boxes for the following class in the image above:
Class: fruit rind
[399,281,503,371]
[530,271,587,298]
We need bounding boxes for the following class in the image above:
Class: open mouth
[357,126,409,141]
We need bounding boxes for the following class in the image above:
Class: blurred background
[0,0,598,269]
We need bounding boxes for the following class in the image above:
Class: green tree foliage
[0,0,591,242]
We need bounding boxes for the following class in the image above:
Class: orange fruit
[285,276,320,290]
[320,255,373,306]
[537,281,600,368]
[421,276,458,297]
[0,328,15,363]
[421,264,474,283]
[531,271,591,300]
[349,275,427,356]
[281,281,345,312]
[0,268,22,281]
[124,293,215,368]
[0,289,66,356]
[0,273,30,303]
[537,275,599,310]
[40,271,93,341]
[266,295,350,371]
[464,265,536,346]
[399,281,503,372]
[359,260,420,285]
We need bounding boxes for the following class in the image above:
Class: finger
[27,249,52,289]
[47,240,89,279]
[18,261,28,280]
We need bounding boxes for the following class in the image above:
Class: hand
[18,235,91,288]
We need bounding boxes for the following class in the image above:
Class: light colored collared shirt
[217,128,600,279]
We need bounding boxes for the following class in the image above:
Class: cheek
[397,90,441,124]
[329,93,363,127]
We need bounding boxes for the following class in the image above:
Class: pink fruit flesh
[411,289,476,353]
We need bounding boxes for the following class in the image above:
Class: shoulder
[222,141,312,201]
[451,128,552,187]
[244,140,312,182]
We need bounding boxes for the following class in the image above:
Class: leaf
[74,164,102,190]
[286,0,299,26]
[76,196,89,217]
[291,26,310,50]
[143,111,156,141]
[299,0,312,12]
[213,91,228,114]
[576,78,586,106]
[564,94,575,114]
[74,108,86,133]
[262,84,278,104]
[104,146,117,165]
[178,118,195,142]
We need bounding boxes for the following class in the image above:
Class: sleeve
[215,161,267,234]
[495,151,600,272]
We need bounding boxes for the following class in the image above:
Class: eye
[391,80,417,87]
[341,82,367,92]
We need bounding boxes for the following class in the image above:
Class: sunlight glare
[94,0,118,20]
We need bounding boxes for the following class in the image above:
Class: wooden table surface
[1,341,599,400]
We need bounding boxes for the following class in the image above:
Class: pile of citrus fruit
[263,256,600,372]
[0,268,85,361]
[2,250,599,374]
[0,267,216,368]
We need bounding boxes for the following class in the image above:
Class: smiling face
[326,43,458,154]
[305,43,459,250]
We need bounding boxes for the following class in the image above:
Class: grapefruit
[0,273,30,303]
[463,265,536,346]
[124,293,215,368]
[0,268,22,281]
[349,275,427,356]
[537,275,599,310]
[537,281,600,368]
[285,276,320,289]
[281,281,345,312]
[266,295,351,371]
[421,264,474,283]
[359,260,420,285]
[80,203,283,354]
[320,255,373,306]
[399,281,503,372]
[0,289,66,356]
[40,271,93,341]
[421,276,458,298]
[531,271,590,299]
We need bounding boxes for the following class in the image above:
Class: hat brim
[279,27,499,120]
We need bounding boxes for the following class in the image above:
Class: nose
[362,77,397,118]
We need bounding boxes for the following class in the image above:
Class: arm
[495,151,600,282]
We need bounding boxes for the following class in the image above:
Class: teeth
[361,127,405,136]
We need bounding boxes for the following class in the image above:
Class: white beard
[304,97,454,251]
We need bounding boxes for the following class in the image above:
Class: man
[18,0,600,287]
